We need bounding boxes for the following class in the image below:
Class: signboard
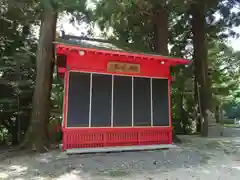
[107,61,140,73]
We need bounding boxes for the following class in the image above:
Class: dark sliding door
[133,77,151,126]
[113,76,132,126]
[66,71,170,128]
[91,74,112,127]
[67,72,90,127]
[152,79,169,126]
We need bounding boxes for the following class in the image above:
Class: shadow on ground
[0,147,212,179]
[1,128,240,180]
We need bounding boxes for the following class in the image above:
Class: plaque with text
[107,61,140,73]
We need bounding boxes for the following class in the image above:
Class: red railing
[61,127,172,151]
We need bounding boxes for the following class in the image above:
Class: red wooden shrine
[55,39,190,153]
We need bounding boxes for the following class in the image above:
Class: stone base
[64,144,178,155]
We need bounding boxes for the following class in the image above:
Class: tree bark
[154,6,169,55]
[22,7,57,152]
[193,75,203,133]
[190,2,211,137]
[11,122,19,145]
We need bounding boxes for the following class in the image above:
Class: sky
[228,27,240,51]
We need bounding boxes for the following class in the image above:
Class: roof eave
[55,42,192,66]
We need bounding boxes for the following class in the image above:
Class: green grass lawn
[224,124,240,128]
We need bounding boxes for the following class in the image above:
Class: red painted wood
[68,56,170,79]
[55,43,190,151]
[62,127,172,151]
[56,44,190,79]
[57,67,66,74]
[56,44,190,65]
[62,71,69,129]
[168,79,172,143]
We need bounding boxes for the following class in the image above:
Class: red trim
[66,54,170,79]
[168,80,172,144]
[56,44,191,79]
[56,43,190,66]
[63,70,69,129]
[62,127,172,151]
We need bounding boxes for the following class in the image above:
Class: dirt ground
[1,128,240,180]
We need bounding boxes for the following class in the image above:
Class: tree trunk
[22,7,57,152]
[191,2,211,137]
[194,77,202,133]
[45,9,57,142]
[11,122,19,145]
[154,6,168,55]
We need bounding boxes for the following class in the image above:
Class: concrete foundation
[63,144,178,155]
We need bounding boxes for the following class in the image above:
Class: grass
[223,119,235,124]
[223,119,240,127]
[224,124,240,128]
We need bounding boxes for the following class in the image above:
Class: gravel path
[1,135,240,180]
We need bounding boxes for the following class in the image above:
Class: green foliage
[1,0,39,145]
[92,0,159,52]
[0,0,89,145]
[209,42,240,104]
[89,0,240,134]
[223,100,240,118]
[0,9,37,145]
[0,0,239,144]
[91,0,240,51]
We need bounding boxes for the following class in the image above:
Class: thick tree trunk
[45,10,57,142]
[154,6,168,55]
[191,2,211,137]
[22,7,57,152]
